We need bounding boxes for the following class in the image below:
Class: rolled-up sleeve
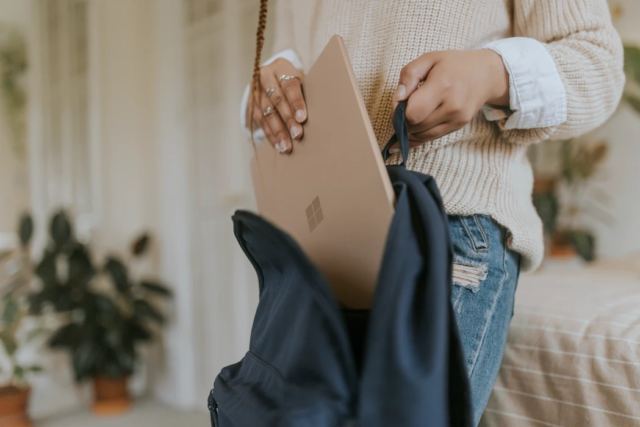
[495,0,625,144]
[483,37,568,130]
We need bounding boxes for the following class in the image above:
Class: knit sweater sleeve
[500,0,625,144]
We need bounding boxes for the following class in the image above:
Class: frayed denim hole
[452,256,489,293]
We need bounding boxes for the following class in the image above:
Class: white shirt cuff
[482,37,567,130]
[240,49,304,141]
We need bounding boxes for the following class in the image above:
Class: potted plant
[532,139,611,262]
[0,215,43,427]
[27,211,172,416]
[530,42,640,263]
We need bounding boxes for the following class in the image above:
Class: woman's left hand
[389,49,510,152]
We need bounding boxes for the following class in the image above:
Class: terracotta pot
[533,177,558,195]
[91,376,132,416]
[549,232,578,259]
[0,386,31,427]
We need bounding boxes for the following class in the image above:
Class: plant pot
[549,232,578,260]
[91,376,132,416]
[0,386,31,427]
[533,177,558,195]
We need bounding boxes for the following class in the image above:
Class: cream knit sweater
[270,0,625,271]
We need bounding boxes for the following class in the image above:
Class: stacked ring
[266,84,280,97]
[263,106,274,117]
[278,74,300,82]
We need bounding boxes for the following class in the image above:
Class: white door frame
[154,0,260,410]
[154,0,198,409]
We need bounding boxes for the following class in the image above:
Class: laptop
[251,35,395,309]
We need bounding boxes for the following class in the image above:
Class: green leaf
[18,213,33,248]
[91,293,118,316]
[624,94,640,115]
[105,329,121,350]
[50,211,72,247]
[125,318,152,342]
[133,299,164,324]
[532,191,560,236]
[11,365,42,383]
[28,284,76,314]
[566,230,596,263]
[13,365,24,381]
[624,45,640,85]
[0,331,18,356]
[27,292,45,315]
[2,298,20,325]
[68,245,95,287]
[35,251,58,288]
[131,233,150,257]
[117,347,136,373]
[26,327,48,342]
[103,355,128,378]
[104,257,130,293]
[140,281,172,298]
[72,341,98,382]
[560,140,575,185]
[49,323,82,348]
[52,286,76,312]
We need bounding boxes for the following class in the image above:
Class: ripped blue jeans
[448,215,521,427]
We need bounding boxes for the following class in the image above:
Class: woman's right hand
[249,58,307,154]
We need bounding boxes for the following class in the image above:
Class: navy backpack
[208,101,472,427]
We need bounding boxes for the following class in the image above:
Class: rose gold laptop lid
[251,35,395,308]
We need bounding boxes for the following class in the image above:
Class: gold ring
[263,106,274,117]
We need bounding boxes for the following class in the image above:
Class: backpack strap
[208,389,219,427]
[381,100,410,166]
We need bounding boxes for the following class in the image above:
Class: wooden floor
[37,400,209,427]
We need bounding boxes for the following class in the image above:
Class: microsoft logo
[306,196,324,232]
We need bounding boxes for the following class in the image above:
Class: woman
[241,0,625,424]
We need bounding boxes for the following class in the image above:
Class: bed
[479,257,640,427]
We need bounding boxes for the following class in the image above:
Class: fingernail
[279,139,288,153]
[275,143,280,151]
[394,84,407,101]
[291,125,301,139]
[389,147,400,154]
[295,109,306,122]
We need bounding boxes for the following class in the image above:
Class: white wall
[93,0,159,258]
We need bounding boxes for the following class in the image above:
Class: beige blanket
[480,265,640,427]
